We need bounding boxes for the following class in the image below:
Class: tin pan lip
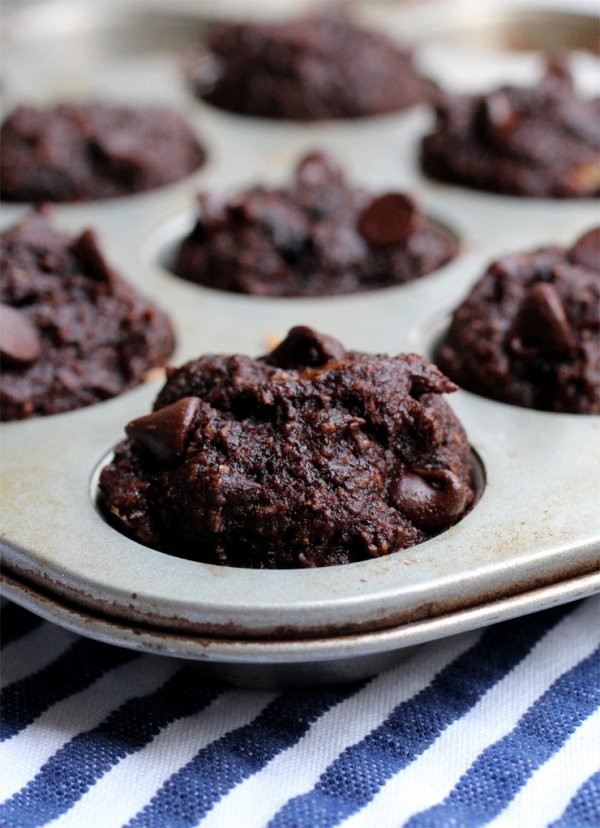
[1,1,213,52]
[3,2,598,59]
[2,563,599,665]
[413,6,600,55]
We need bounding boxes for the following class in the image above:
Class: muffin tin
[1,0,599,688]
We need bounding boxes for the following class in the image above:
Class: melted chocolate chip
[508,282,576,355]
[267,325,347,369]
[126,397,200,465]
[390,468,468,530]
[69,229,115,283]
[568,227,600,271]
[358,193,420,246]
[0,304,41,367]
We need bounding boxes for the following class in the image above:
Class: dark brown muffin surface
[0,103,205,202]
[193,12,430,120]
[174,153,458,296]
[437,228,600,413]
[100,327,475,569]
[421,61,600,198]
[0,210,174,420]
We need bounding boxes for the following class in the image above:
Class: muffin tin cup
[1,0,599,686]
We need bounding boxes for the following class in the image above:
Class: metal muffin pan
[1,1,599,686]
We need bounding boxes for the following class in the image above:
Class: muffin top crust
[174,152,458,296]
[421,60,600,198]
[437,227,600,413]
[0,102,205,202]
[0,209,174,420]
[192,11,431,120]
[100,326,475,568]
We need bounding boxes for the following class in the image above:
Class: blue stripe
[126,681,366,828]
[0,603,43,650]
[0,667,224,828]
[267,602,575,828]
[0,639,136,742]
[550,770,600,828]
[406,647,600,828]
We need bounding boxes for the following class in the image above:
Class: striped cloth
[0,596,599,828]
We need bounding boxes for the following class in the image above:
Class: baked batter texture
[100,327,475,568]
[0,209,174,420]
[438,228,600,413]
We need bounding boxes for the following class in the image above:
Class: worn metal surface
[2,566,599,688]
[1,1,599,680]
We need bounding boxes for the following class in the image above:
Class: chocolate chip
[508,282,576,355]
[69,229,115,283]
[568,227,600,271]
[295,152,344,187]
[267,326,347,369]
[0,304,41,367]
[358,194,420,246]
[479,91,518,144]
[126,396,200,465]
[390,468,468,530]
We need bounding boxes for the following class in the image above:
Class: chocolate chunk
[568,227,600,271]
[126,397,200,465]
[267,325,347,369]
[69,229,115,283]
[391,469,468,530]
[0,304,41,366]
[509,282,575,354]
[358,194,420,246]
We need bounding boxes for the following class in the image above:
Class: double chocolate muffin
[437,228,600,413]
[421,60,600,198]
[100,326,475,569]
[174,152,458,296]
[0,103,205,202]
[193,12,430,120]
[0,209,174,420]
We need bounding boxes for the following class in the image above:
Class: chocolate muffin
[192,12,430,120]
[174,152,458,296]
[0,103,205,202]
[100,326,475,568]
[421,60,600,198]
[437,228,600,413]
[0,209,174,420]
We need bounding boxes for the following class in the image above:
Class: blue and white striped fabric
[1,596,599,828]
